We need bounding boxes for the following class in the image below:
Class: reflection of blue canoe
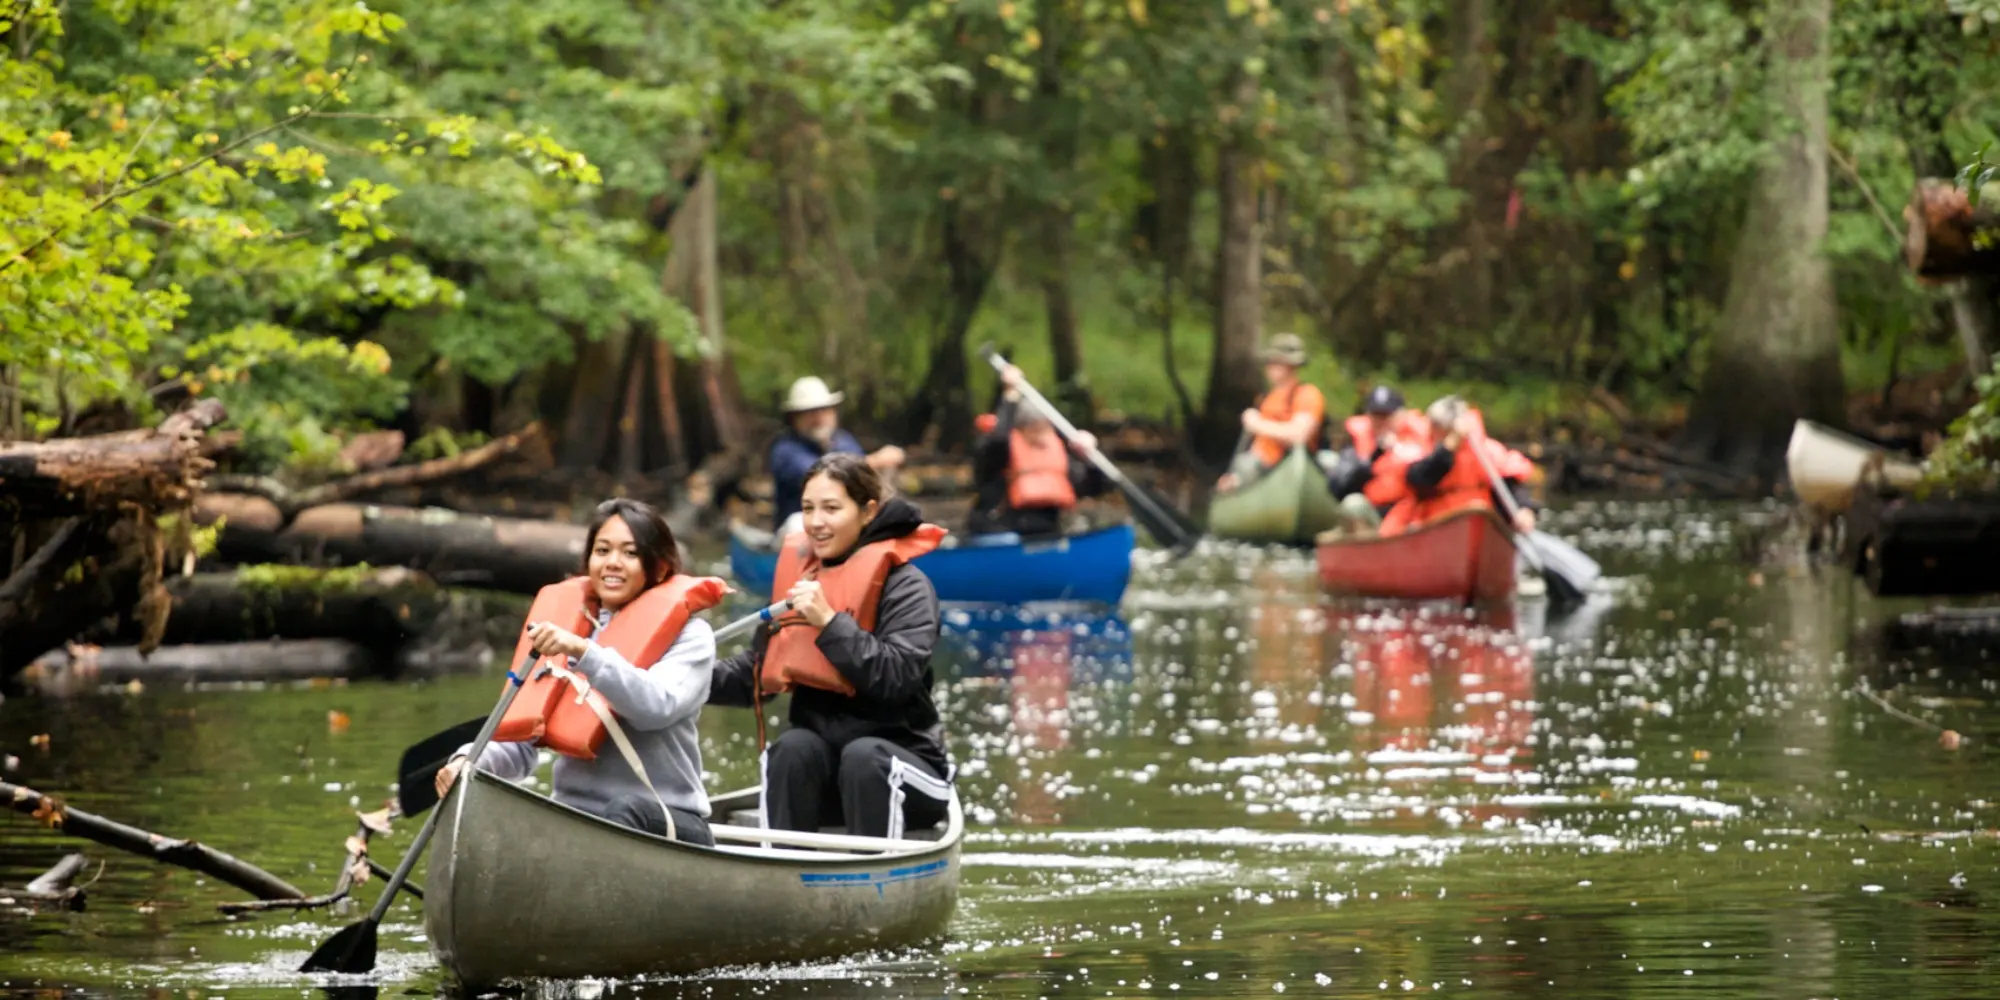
[940,604,1134,684]
[729,523,1134,606]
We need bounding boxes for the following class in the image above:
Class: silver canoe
[425,770,963,985]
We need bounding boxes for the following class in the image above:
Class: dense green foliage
[6,0,2000,473]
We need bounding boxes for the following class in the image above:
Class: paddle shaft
[1466,433,1552,573]
[718,598,792,644]
[978,348,1196,548]
[366,652,534,926]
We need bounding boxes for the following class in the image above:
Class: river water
[2,501,1995,998]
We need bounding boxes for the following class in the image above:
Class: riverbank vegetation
[4,0,1999,488]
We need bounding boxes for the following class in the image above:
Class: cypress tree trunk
[1199,75,1266,463]
[1680,0,1841,482]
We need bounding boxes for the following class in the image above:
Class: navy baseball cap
[1363,385,1405,415]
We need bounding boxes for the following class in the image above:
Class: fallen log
[0,399,226,518]
[204,423,543,517]
[25,637,492,690]
[0,511,155,681]
[2,779,304,901]
[199,501,584,595]
[132,566,444,649]
[1905,179,2000,281]
[1,852,90,910]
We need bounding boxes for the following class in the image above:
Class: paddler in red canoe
[708,453,955,839]
[966,361,1112,540]
[1324,384,1432,533]
[1379,395,1540,537]
[435,498,725,846]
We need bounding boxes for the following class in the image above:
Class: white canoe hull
[1786,420,1923,513]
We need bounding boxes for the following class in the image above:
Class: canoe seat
[723,808,945,843]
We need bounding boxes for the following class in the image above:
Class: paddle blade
[1527,530,1599,608]
[395,716,484,818]
[298,918,378,974]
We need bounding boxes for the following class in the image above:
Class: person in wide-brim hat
[767,376,906,534]
[1218,333,1327,492]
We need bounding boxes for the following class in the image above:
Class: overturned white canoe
[425,771,962,985]
[1786,420,1923,513]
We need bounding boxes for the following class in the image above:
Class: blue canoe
[728,523,1135,607]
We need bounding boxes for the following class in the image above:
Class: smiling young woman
[435,498,726,845]
[709,453,956,839]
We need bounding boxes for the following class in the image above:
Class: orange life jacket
[1006,429,1077,510]
[762,524,948,696]
[1343,412,1433,507]
[1251,382,1327,468]
[494,573,728,758]
[1379,410,1535,536]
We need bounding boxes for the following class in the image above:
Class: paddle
[394,599,795,819]
[300,647,535,975]
[1467,439,1599,608]
[977,345,1202,553]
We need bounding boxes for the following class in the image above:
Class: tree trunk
[671,169,751,457]
[1041,206,1090,418]
[1680,0,1841,482]
[1200,77,1267,463]
[1947,276,1998,377]
[200,499,584,595]
[905,201,997,452]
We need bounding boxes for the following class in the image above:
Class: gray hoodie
[461,608,715,819]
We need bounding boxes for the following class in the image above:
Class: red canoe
[1315,508,1518,604]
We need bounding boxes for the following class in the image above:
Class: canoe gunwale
[1314,507,1512,555]
[454,770,964,867]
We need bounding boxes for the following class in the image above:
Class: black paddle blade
[395,716,484,818]
[1527,530,1600,610]
[299,918,378,974]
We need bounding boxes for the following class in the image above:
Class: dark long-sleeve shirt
[1405,442,1537,512]
[768,428,864,527]
[967,399,1110,537]
[710,502,949,774]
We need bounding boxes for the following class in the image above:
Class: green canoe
[1208,446,1343,545]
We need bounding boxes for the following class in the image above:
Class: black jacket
[711,498,949,774]
[1405,442,1537,512]
[968,399,1110,537]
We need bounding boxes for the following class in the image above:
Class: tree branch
[1829,143,1904,244]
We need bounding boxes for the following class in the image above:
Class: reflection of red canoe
[1315,508,1518,604]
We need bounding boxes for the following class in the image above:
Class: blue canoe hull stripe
[800,858,950,892]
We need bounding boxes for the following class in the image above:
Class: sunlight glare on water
[2,501,1995,998]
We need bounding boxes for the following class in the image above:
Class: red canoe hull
[1315,508,1518,604]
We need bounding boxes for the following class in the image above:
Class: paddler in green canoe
[1216,333,1328,492]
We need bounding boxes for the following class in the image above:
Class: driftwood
[22,638,493,691]
[217,809,419,916]
[0,399,226,517]
[200,500,583,595]
[1,852,90,910]
[206,423,543,517]
[2,779,304,902]
[1905,179,2000,281]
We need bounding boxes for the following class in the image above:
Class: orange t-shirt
[1252,382,1326,467]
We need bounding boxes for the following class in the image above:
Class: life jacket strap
[543,663,677,843]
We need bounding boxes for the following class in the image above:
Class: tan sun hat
[1260,333,1308,367]
[781,376,845,414]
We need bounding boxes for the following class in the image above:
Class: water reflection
[6,507,2000,1000]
